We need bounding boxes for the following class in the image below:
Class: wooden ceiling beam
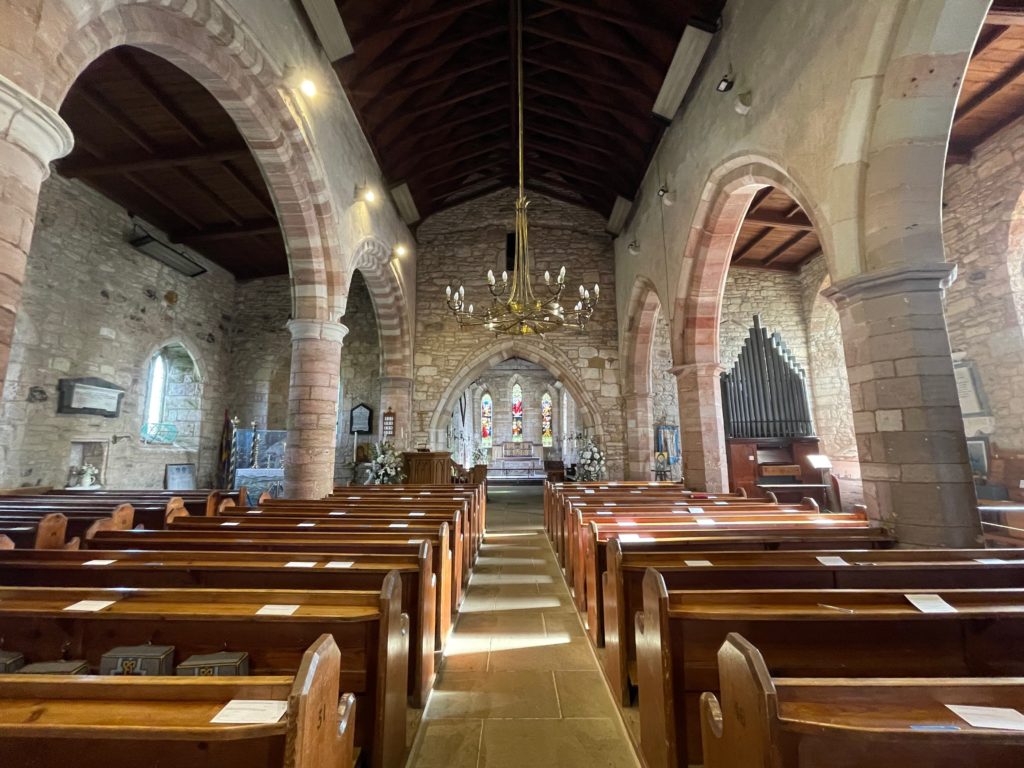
[525,81,650,127]
[362,24,506,78]
[378,102,507,157]
[523,24,660,77]
[428,178,513,213]
[354,0,497,49]
[524,53,654,100]
[527,143,634,189]
[987,9,1024,25]
[351,52,507,100]
[399,139,509,180]
[420,160,508,191]
[972,24,1010,60]
[399,80,510,121]
[408,122,507,161]
[527,157,631,198]
[954,52,1024,125]
[58,145,250,178]
[747,187,774,214]
[114,49,207,146]
[524,102,636,140]
[220,161,275,217]
[761,231,811,267]
[526,124,641,162]
[532,0,675,44]
[732,228,773,262]
[743,209,814,231]
[524,181,603,213]
[171,220,280,244]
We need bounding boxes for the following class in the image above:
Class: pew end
[110,503,134,529]
[288,633,349,768]
[83,516,120,541]
[637,567,678,768]
[35,513,67,549]
[63,536,81,550]
[165,506,190,525]
[0,534,13,549]
[700,633,778,768]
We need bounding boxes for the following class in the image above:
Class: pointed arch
[480,390,493,448]
[351,237,414,378]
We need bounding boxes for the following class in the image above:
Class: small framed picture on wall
[165,463,197,491]
[655,425,680,465]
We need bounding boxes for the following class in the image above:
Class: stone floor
[404,486,642,768]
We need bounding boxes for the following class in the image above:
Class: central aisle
[405,486,642,768]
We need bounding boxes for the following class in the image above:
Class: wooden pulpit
[403,451,452,485]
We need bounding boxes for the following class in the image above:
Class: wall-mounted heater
[128,223,207,278]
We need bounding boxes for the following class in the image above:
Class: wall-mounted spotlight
[716,72,735,93]
[627,241,641,257]
[299,79,317,98]
[657,185,676,207]
[394,244,408,257]
[355,184,376,204]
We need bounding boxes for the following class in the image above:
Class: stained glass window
[481,393,493,448]
[541,392,553,447]
[511,383,524,442]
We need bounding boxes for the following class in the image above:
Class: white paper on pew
[713,501,728,506]
[408,539,424,544]
[256,604,299,616]
[220,521,240,527]
[604,502,617,507]
[905,594,957,613]
[246,510,262,515]
[618,521,638,527]
[685,559,714,567]
[706,495,718,499]
[816,556,849,567]
[285,561,317,568]
[631,491,642,494]
[946,705,1024,731]
[687,507,705,514]
[599,486,609,490]
[584,490,595,494]
[211,699,288,725]
[83,559,117,566]
[64,599,116,612]
[619,533,651,542]
[389,523,409,528]
[975,558,1010,565]
[597,511,613,516]
[696,518,717,526]
[347,496,362,500]
[297,522,316,528]
[409,512,426,517]
[329,511,347,516]
[326,561,355,569]
[401,497,414,500]
[420,492,432,495]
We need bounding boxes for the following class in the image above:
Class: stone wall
[943,117,1024,454]
[337,270,382,479]
[0,174,235,489]
[412,189,626,477]
[651,307,682,480]
[229,276,291,430]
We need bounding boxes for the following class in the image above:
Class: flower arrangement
[579,438,605,481]
[76,463,100,488]
[370,441,406,484]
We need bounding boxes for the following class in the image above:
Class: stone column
[825,265,982,547]
[378,375,413,447]
[284,319,347,498]
[0,75,73,398]
[673,363,728,491]
[623,391,654,480]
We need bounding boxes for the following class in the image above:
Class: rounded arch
[427,338,604,448]
[862,0,989,273]
[351,237,414,378]
[622,275,666,398]
[673,156,831,366]
[35,0,344,322]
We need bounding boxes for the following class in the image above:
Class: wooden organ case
[721,316,839,509]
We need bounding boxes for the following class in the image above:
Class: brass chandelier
[444,0,599,336]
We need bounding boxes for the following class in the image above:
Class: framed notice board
[349,403,374,435]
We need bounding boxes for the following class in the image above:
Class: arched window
[541,392,553,447]
[142,343,201,448]
[511,382,524,442]
[480,392,493,448]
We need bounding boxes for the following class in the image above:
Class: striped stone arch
[620,276,666,479]
[11,0,344,322]
[351,237,414,378]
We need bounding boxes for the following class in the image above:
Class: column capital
[670,362,725,378]
[0,74,73,177]
[823,263,956,306]
[287,318,349,344]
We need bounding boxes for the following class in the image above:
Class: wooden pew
[603,543,1024,705]
[0,634,356,768]
[636,570,1024,768]
[0,512,70,549]
[41,488,246,517]
[701,633,1024,768]
[0,502,135,537]
[1,495,178,529]
[86,527,454,648]
[0,545,436,708]
[579,513,892,643]
[0,579,407,768]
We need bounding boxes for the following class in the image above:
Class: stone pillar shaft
[623,392,654,480]
[0,74,73,398]
[673,363,728,491]
[826,265,983,547]
[284,319,347,499]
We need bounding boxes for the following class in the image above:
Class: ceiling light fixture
[299,79,317,98]
[394,244,408,257]
[355,184,376,204]
[442,0,598,337]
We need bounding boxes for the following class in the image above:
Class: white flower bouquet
[370,441,406,484]
[579,438,606,481]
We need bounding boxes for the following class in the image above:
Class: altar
[488,442,545,480]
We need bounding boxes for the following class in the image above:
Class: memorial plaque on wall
[57,378,125,418]
[349,403,373,434]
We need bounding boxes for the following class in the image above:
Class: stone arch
[140,338,204,449]
[861,0,990,273]
[427,338,604,450]
[621,276,666,478]
[351,237,414,379]
[23,0,345,322]
[670,156,831,490]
